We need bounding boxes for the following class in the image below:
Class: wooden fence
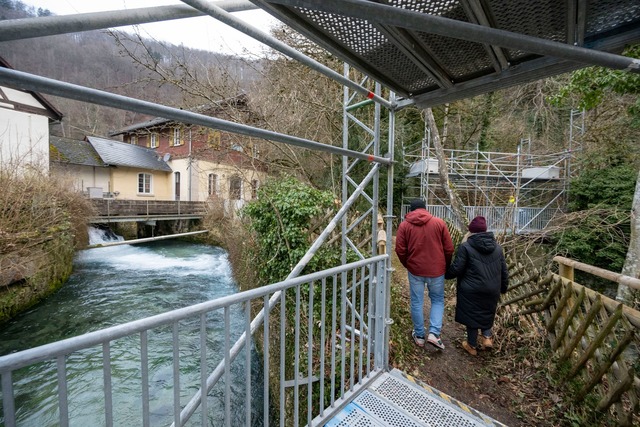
[502,256,639,426]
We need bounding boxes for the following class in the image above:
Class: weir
[86,230,209,248]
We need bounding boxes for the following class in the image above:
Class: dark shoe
[427,333,445,350]
[412,331,425,347]
[462,341,477,356]
[480,335,493,350]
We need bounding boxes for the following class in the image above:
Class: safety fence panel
[400,204,561,234]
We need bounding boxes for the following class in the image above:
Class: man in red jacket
[395,199,454,350]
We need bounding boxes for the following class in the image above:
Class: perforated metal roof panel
[254,0,640,107]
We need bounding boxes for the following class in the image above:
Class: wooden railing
[502,256,639,426]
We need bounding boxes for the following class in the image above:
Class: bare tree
[423,107,468,229]
[617,175,640,305]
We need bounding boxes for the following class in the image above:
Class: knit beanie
[468,216,487,233]
[409,199,426,212]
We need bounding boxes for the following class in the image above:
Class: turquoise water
[0,233,263,426]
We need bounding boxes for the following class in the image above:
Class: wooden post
[541,275,563,310]
[546,279,573,332]
[558,262,574,282]
[501,288,547,306]
[596,367,634,411]
[554,255,640,290]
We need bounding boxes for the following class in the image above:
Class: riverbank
[0,226,76,323]
[0,172,96,324]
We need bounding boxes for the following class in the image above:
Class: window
[130,135,138,145]
[229,176,242,200]
[138,173,152,194]
[172,127,182,146]
[208,174,218,196]
[251,180,259,199]
[150,133,158,148]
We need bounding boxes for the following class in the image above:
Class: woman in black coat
[445,216,509,356]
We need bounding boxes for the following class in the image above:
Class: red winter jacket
[395,209,454,277]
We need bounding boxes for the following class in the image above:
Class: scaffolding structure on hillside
[401,132,571,234]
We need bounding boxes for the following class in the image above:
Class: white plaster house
[49,136,111,196]
[0,57,62,172]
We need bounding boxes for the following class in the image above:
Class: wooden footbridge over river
[89,199,208,224]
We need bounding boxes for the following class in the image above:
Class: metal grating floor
[325,369,507,427]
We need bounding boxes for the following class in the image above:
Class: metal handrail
[0,255,387,427]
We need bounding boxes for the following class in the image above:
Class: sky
[21,1,280,55]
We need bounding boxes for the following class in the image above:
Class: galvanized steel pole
[0,68,391,165]
[0,2,255,41]
[383,92,396,371]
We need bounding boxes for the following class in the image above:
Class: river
[0,228,263,426]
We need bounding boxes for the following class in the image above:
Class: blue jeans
[408,272,445,337]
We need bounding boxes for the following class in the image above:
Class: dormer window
[208,131,221,149]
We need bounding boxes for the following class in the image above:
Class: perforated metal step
[325,369,507,427]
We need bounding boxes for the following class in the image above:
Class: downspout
[188,128,192,201]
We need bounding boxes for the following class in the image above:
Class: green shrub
[551,165,634,279]
[242,176,340,284]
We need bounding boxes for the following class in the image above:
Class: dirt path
[388,252,553,427]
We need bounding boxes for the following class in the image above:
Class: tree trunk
[423,108,468,229]
[617,172,640,305]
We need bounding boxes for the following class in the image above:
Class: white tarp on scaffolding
[407,158,439,177]
[521,166,561,179]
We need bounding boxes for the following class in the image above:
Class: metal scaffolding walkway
[327,369,506,427]
[1,1,638,426]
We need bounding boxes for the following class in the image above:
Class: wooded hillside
[0,0,263,139]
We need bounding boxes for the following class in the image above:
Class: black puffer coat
[445,232,509,329]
